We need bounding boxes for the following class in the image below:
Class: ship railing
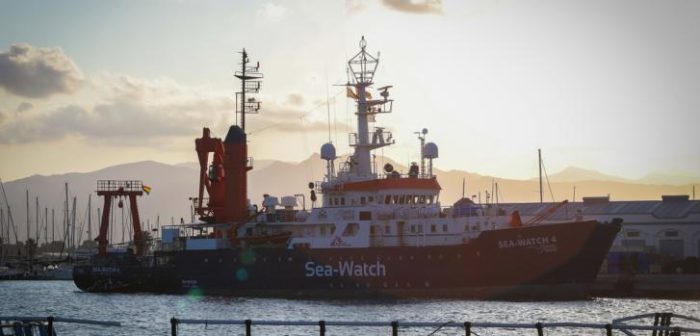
[348,131,395,148]
[96,180,143,193]
[168,312,700,336]
[0,316,120,335]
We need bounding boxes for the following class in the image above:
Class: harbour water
[2,281,699,335]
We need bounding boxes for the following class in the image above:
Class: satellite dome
[383,163,394,173]
[423,142,438,159]
[320,142,336,160]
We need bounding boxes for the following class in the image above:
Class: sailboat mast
[538,148,543,204]
[44,207,47,246]
[87,194,92,241]
[71,196,76,249]
[26,189,29,242]
[64,183,69,251]
[35,196,39,242]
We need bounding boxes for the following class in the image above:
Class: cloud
[258,3,287,22]
[0,74,235,145]
[0,44,84,98]
[346,0,368,13]
[286,93,304,106]
[16,102,33,113]
[380,0,442,15]
[250,100,351,135]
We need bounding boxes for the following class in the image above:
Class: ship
[73,38,621,300]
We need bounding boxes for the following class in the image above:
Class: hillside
[1,156,697,245]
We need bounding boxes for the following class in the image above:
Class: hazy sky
[1,0,699,182]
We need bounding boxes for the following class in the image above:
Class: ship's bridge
[320,174,441,208]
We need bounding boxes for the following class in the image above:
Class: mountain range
[1,154,698,245]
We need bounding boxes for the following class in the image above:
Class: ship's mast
[346,37,394,178]
[235,49,263,132]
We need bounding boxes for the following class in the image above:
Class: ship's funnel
[224,125,248,223]
[224,125,246,144]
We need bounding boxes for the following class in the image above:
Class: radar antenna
[234,49,264,131]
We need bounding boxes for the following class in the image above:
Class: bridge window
[665,231,679,237]
[410,225,416,233]
[385,225,391,234]
[342,223,359,236]
[361,196,366,205]
[320,226,326,235]
[443,224,448,232]
[368,196,374,203]
[419,195,426,204]
[359,211,372,220]
[341,198,346,205]
[430,224,436,233]
[626,231,640,238]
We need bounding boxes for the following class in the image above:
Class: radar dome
[423,142,438,159]
[320,143,337,160]
[383,163,394,173]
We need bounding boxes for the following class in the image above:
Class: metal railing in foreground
[0,316,120,335]
[169,313,700,336]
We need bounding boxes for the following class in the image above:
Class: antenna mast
[234,49,263,132]
[346,36,394,177]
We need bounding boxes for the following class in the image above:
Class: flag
[143,185,152,194]
[346,87,358,99]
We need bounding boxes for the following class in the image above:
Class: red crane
[95,180,146,256]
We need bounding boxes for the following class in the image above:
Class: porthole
[204,258,208,263]
[425,281,430,287]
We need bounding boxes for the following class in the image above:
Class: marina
[1,1,699,335]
